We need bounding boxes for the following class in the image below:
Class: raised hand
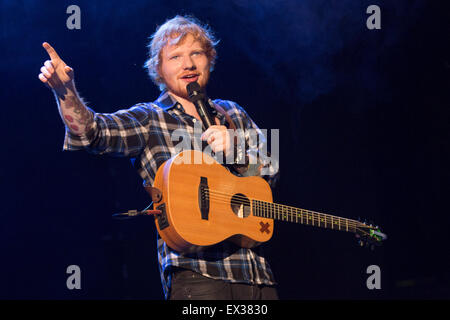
[38,42,75,96]
[39,42,93,135]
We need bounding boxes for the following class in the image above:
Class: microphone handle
[194,98,227,163]
[194,98,215,129]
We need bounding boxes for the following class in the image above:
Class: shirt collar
[153,90,179,111]
[152,90,226,124]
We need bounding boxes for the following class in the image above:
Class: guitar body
[151,150,274,253]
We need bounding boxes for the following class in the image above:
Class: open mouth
[181,74,200,82]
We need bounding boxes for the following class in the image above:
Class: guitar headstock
[355,220,387,250]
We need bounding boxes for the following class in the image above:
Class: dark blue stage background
[1,0,449,299]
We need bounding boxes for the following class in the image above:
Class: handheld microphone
[186,82,215,128]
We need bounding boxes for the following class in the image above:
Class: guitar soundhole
[230,193,251,218]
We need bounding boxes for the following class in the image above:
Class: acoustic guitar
[147,150,387,253]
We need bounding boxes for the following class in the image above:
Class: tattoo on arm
[59,94,94,134]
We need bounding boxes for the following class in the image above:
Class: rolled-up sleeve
[63,104,152,158]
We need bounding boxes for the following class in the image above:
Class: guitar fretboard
[252,200,362,233]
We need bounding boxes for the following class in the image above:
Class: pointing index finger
[42,42,61,61]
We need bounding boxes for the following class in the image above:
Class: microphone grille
[186,82,203,101]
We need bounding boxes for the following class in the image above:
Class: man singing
[39,15,278,300]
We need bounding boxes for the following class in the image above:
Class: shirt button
[193,119,197,122]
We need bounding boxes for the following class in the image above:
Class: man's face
[158,33,211,100]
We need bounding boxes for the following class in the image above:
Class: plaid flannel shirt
[63,91,278,299]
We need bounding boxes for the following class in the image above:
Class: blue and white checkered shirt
[63,91,278,299]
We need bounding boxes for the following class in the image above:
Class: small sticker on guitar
[259,221,270,234]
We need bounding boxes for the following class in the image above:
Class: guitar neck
[252,200,363,234]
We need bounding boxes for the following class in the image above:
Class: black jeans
[169,268,279,300]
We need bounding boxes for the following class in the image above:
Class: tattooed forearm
[75,107,93,126]
[55,90,93,135]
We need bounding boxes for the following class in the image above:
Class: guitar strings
[207,189,361,224]
[205,190,365,230]
[200,188,371,236]
[205,194,369,235]
[207,191,361,226]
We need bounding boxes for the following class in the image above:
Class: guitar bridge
[198,177,210,220]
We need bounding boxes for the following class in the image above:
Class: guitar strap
[210,102,237,130]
